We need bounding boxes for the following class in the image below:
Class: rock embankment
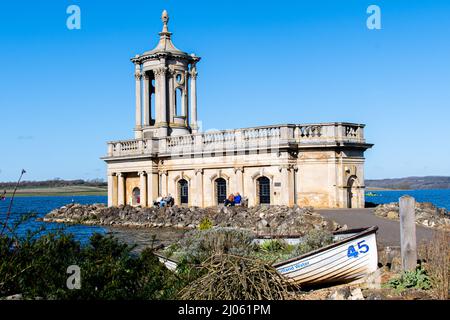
[43,204,345,235]
[374,202,450,230]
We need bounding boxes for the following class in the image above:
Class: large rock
[374,201,449,230]
[43,204,344,235]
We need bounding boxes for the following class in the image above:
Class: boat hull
[273,227,378,286]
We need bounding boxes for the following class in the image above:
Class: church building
[102,10,373,209]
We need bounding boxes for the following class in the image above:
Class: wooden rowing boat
[155,226,379,286]
[272,226,379,286]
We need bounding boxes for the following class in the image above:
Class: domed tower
[132,10,200,138]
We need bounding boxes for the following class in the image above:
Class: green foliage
[0,224,180,300]
[198,217,213,231]
[387,266,432,291]
[172,227,255,265]
[293,229,334,256]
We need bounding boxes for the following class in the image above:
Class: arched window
[175,88,183,116]
[150,78,156,122]
[132,187,140,205]
[257,176,270,204]
[215,178,227,205]
[178,179,188,205]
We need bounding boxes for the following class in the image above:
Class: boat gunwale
[272,226,378,268]
[154,226,379,268]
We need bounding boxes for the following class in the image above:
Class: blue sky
[0,0,449,182]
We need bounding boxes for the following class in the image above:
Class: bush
[0,230,180,300]
[292,229,334,257]
[174,227,255,265]
[387,266,432,291]
[198,217,213,231]
[419,230,450,299]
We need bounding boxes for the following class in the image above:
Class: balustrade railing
[106,123,366,157]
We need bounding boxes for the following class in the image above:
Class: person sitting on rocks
[224,193,235,207]
[154,196,162,207]
[234,192,242,205]
[159,196,167,208]
[164,194,174,207]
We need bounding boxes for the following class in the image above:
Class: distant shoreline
[2,185,107,198]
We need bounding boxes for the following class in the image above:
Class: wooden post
[399,195,417,271]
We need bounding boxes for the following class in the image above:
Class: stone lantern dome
[131,10,201,138]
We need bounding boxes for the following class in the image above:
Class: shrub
[387,266,432,291]
[198,217,213,231]
[0,229,180,300]
[292,229,334,257]
[175,227,255,265]
[419,230,449,299]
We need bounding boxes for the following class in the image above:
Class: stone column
[143,72,150,126]
[234,167,244,195]
[107,172,115,207]
[147,172,154,206]
[139,171,147,207]
[160,170,168,196]
[279,165,293,206]
[117,173,125,206]
[168,70,175,125]
[189,66,198,133]
[193,169,203,207]
[135,68,142,129]
[155,66,168,137]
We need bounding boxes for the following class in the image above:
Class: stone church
[102,10,373,209]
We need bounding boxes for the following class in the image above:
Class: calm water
[0,190,448,245]
[366,189,450,210]
[0,195,186,249]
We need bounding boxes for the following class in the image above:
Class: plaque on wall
[274,182,281,187]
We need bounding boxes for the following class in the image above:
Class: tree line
[0,179,107,189]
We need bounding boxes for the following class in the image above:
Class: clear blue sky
[1,0,449,182]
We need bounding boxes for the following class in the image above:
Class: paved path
[317,208,435,247]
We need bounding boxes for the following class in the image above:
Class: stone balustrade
[106,123,366,158]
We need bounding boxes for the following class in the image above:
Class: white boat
[155,226,379,287]
[272,226,379,286]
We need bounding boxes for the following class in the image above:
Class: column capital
[138,171,147,176]
[143,72,150,80]
[278,164,292,172]
[154,66,167,76]
[234,166,244,173]
[159,170,168,176]
[117,172,125,178]
[194,168,203,175]
[189,69,198,80]
[108,172,116,177]
[134,70,142,80]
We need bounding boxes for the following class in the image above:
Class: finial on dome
[161,10,169,33]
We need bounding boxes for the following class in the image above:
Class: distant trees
[365,176,450,190]
[0,179,107,189]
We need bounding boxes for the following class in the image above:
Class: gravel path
[317,208,436,246]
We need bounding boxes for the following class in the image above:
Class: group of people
[154,194,174,208]
[224,192,242,207]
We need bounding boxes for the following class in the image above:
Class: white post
[399,195,417,271]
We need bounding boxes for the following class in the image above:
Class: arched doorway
[132,187,140,205]
[215,178,227,205]
[257,176,271,204]
[178,179,189,205]
[347,176,358,208]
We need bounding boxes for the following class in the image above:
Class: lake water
[366,189,450,210]
[0,189,448,246]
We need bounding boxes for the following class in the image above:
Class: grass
[3,185,107,197]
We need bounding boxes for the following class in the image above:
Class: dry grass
[178,254,296,300]
[419,230,450,300]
